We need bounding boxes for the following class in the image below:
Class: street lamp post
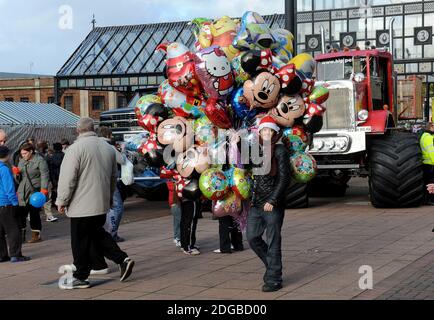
[285,0,297,55]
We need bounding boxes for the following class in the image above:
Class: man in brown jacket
[56,118,134,290]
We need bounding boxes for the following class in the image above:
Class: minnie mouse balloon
[137,103,169,133]
[176,145,210,178]
[199,168,230,201]
[194,46,235,100]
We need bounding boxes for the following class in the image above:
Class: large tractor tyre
[308,176,350,198]
[369,133,424,208]
[286,182,309,209]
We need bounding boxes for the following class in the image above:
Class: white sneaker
[214,249,222,254]
[173,239,181,247]
[190,248,201,256]
[58,264,76,274]
[46,216,58,222]
[58,264,109,275]
[90,268,109,275]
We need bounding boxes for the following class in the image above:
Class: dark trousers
[19,205,42,231]
[247,206,285,286]
[180,200,201,251]
[0,206,22,258]
[219,216,244,253]
[423,165,434,203]
[71,215,128,281]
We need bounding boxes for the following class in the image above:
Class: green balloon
[290,153,317,184]
[232,168,252,200]
[199,168,230,201]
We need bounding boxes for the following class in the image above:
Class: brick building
[0,72,127,119]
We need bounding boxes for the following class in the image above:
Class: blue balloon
[29,192,46,208]
[231,88,257,121]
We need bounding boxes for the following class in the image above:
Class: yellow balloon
[289,53,315,77]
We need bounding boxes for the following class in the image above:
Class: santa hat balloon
[258,115,280,133]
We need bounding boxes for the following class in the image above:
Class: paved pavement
[0,179,432,300]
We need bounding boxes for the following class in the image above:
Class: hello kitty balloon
[194,46,235,100]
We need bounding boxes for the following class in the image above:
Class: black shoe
[113,235,125,243]
[119,258,134,282]
[10,256,31,263]
[0,256,10,263]
[262,283,283,293]
[59,278,91,290]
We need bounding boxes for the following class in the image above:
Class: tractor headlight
[358,110,369,122]
[313,139,325,151]
[335,138,348,150]
[324,139,336,151]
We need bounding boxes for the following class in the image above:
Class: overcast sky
[0,0,284,75]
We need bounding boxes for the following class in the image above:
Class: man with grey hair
[56,117,134,290]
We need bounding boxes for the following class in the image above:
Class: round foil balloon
[283,134,306,153]
[213,192,242,218]
[232,168,252,200]
[135,95,162,119]
[194,116,217,146]
[199,168,230,201]
[290,152,317,184]
[194,46,235,100]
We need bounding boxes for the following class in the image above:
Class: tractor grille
[322,87,354,130]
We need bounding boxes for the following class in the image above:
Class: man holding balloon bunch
[247,116,291,293]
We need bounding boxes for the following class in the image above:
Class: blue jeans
[104,188,124,238]
[171,203,181,241]
[247,206,285,285]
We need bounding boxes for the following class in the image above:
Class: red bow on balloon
[138,133,161,155]
[274,64,297,90]
[160,167,189,198]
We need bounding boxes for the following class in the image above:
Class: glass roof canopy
[55,14,286,94]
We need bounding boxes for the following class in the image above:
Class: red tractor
[305,48,425,208]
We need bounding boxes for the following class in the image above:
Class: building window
[92,96,105,111]
[64,96,73,112]
[4,97,14,102]
[117,95,127,109]
[48,97,55,104]
[20,97,29,103]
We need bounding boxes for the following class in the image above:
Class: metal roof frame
[55,14,286,98]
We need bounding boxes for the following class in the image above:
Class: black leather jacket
[251,144,291,209]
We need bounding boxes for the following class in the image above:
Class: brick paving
[0,179,432,300]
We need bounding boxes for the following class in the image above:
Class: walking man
[247,116,290,293]
[56,118,134,290]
